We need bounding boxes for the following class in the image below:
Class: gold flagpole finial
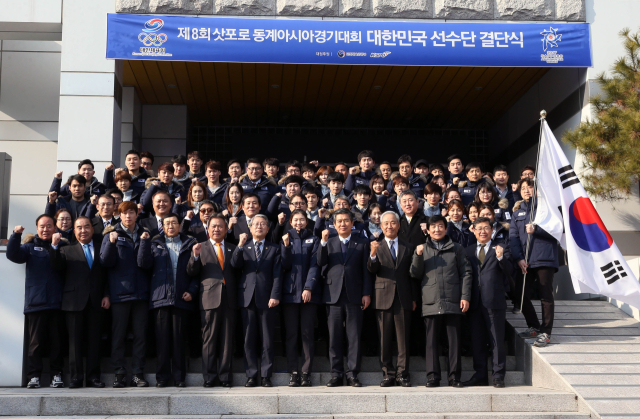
[540,110,547,119]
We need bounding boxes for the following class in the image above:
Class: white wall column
[140,104,188,173]
[120,86,142,167]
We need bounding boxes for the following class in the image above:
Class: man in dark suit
[92,194,117,236]
[463,217,513,388]
[367,211,417,387]
[50,216,109,388]
[230,214,282,387]
[187,213,238,387]
[138,190,173,237]
[318,208,373,387]
[226,193,262,245]
[181,200,217,243]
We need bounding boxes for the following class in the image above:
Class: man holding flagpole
[512,111,640,348]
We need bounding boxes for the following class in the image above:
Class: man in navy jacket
[318,208,373,387]
[230,214,282,387]
[240,158,278,213]
[464,217,513,388]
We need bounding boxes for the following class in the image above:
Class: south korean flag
[532,119,640,310]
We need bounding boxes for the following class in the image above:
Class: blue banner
[106,14,591,67]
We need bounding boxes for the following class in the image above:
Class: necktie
[215,242,225,284]
[83,244,93,268]
[158,219,164,234]
[255,241,262,261]
[341,240,348,260]
[389,240,397,262]
[478,244,486,267]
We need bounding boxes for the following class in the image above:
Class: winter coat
[240,175,278,213]
[509,199,559,271]
[313,209,370,241]
[447,220,474,248]
[104,167,150,197]
[50,176,106,199]
[386,172,429,196]
[140,177,187,213]
[492,197,513,225]
[280,229,321,304]
[458,178,487,206]
[409,236,472,317]
[345,167,377,191]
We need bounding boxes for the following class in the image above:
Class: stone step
[0,386,578,416]
[0,414,593,419]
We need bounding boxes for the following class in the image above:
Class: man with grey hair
[231,213,282,387]
[367,211,417,387]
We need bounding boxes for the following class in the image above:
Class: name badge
[118,237,126,241]
[305,239,314,244]
[34,247,44,251]
[518,211,526,216]
[175,193,180,197]
[496,234,504,238]
[413,183,420,187]
[505,213,512,220]
[464,189,471,194]
[329,225,336,229]
[157,245,164,249]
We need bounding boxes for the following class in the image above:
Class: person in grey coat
[410,214,472,388]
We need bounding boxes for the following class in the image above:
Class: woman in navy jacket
[474,183,512,225]
[509,178,558,348]
[138,213,198,387]
[6,215,68,389]
[100,201,152,388]
[280,209,321,387]
[446,199,473,248]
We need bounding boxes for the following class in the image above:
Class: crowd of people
[7,149,558,391]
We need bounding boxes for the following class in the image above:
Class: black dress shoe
[449,379,464,388]
[462,377,489,387]
[68,379,83,389]
[88,378,105,388]
[380,377,396,387]
[261,377,273,387]
[175,381,186,388]
[288,372,300,387]
[347,377,362,387]
[425,378,440,387]
[300,373,311,387]
[113,374,126,388]
[221,381,232,387]
[203,380,215,388]
[396,377,411,387]
[326,377,343,387]
[493,378,506,388]
[156,381,168,388]
[245,377,258,387]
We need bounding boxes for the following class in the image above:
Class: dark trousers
[153,306,188,382]
[241,297,276,378]
[424,314,461,381]
[377,294,411,379]
[469,306,506,380]
[111,300,148,375]
[26,309,64,379]
[518,267,555,335]
[283,302,317,374]
[327,292,363,378]
[201,293,236,382]
[65,302,104,381]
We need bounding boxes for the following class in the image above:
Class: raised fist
[282,234,290,246]
[321,229,329,242]
[238,233,248,247]
[186,210,194,220]
[322,198,329,208]
[526,223,535,234]
[13,225,25,234]
[452,177,460,186]
[276,192,283,198]
[309,160,319,167]
[420,222,428,233]
[105,163,114,171]
[140,232,150,240]
[231,177,239,184]
[51,232,62,246]
[278,212,286,225]
[228,216,238,229]
[137,203,144,214]
[382,190,389,197]
[151,180,160,187]
[416,245,424,256]
[191,178,198,184]
[192,243,201,257]
[90,195,98,205]
[114,167,124,175]
[318,208,327,218]
[370,240,379,256]
[109,232,118,243]
[48,191,58,204]
[55,171,63,179]
[175,196,182,205]
[511,183,519,192]
[222,209,229,217]
[349,166,358,175]
[495,245,504,259]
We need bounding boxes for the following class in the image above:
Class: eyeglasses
[291,201,306,207]
[57,217,72,222]
[200,208,215,214]
[247,167,262,172]
[252,222,268,227]
[98,203,113,207]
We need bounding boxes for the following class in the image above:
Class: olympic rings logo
[138,33,167,47]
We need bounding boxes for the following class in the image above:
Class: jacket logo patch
[518,211,526,216]
[34,247,44,251]
[464,189,472,194]
[505,213,511,220]
[157,245,164,249]
[413,183,420,187]
[118,237,126,241]
[329,225,336,229]
[494,209,500,213]
[138,179,145,182]
[305,239,314,243]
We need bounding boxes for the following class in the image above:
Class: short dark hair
[187,151,204,160]
[493,164,508,174]
[447,154,462,164]
[74,216,92,227]
[263,157,279,167]
[333,208,354,221]
[302,186,319,198]
[206,212,228,228]
[152,190,172,202]
[518,178,535,190]
[473,216,493,228]
[126,149,141,159]
[397,154,412,165]
[157,162,174,174]
[379,161,391,167]
[242,192,261,206]
[392,175,409,187]
[119,201,138,214]
[353,184,372,196]
[161,213,180,225]
[68,174,87,186]
[205,160,221,172]
[284,175,305,187]
[429,163,445,173]
[227,158,242,169]
[172,154,188,166]
[107,188,123,199]
[428,215,447,229]
[424,183,442,196]
[289,193,308,204]
[367,202,383,217]
[98,194,116,205]
[357,150,375,162]
[302,163,317,173]
[414,159,429,169]
[334,162,348,169]
[140,151,154,163]
[399,190,417,201]
[465,162,482,173]
[78,159,94,170]
[285,160,302,171]
[327,172,345,183]
[200,199,216,209]
[521,165,536,175]
[290,209,308,222]
[115,171,132,183]
[444,187,461,201]
[246,157,262,168]
[35,214,55,226]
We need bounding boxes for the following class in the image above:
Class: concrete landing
[508,300,640,418]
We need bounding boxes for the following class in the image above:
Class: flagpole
[515,110,546,315]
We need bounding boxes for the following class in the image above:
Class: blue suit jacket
[465,243,513,310]
[230,240,282,309]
